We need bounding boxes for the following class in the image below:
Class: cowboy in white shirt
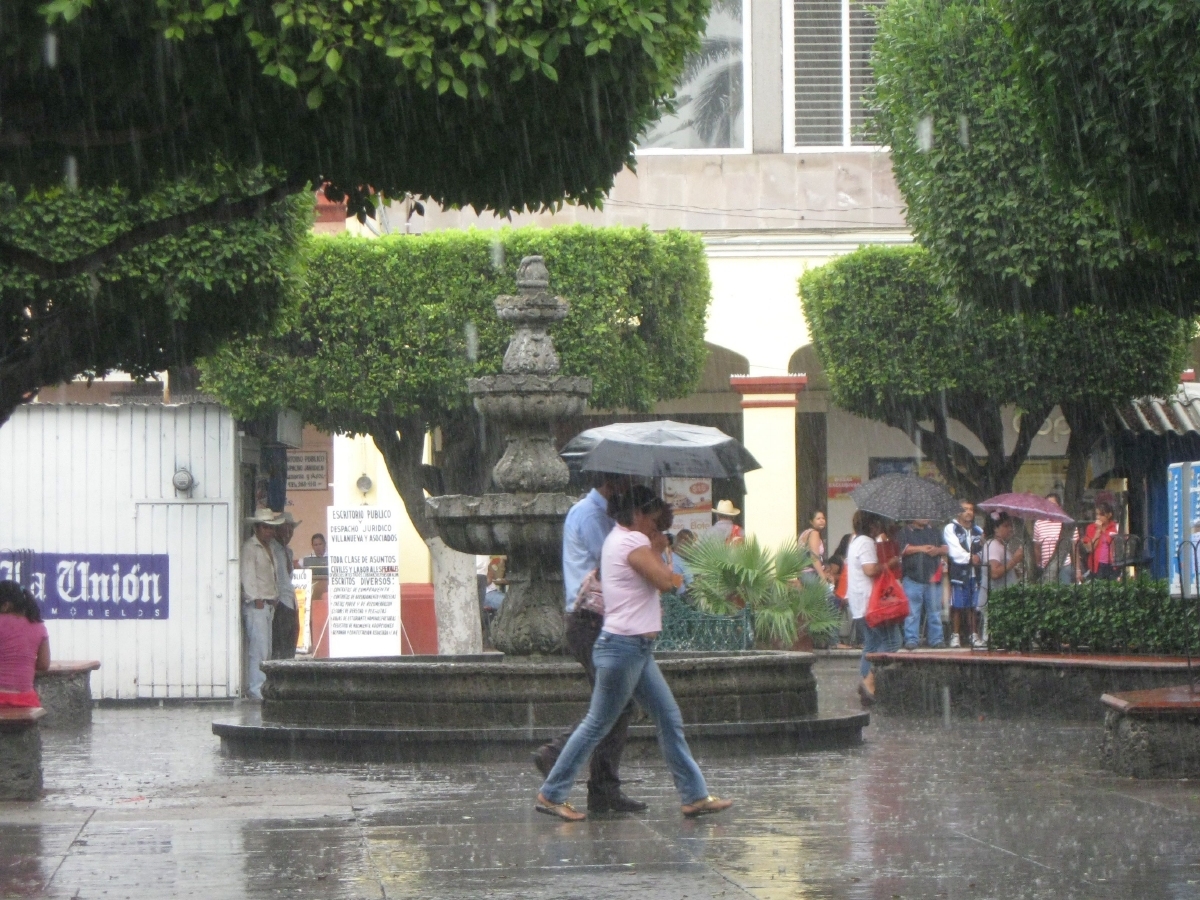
[241,508,283,700]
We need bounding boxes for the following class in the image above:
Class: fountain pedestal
[426,256,589,655]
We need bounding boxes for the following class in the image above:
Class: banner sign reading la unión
[0,554,170,620]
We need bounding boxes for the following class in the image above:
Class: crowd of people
[796,492,1124,706]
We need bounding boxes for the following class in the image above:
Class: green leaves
[681,537,840,646]
[989,579,1198,655]
[200,224,709,438]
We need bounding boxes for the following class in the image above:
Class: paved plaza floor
[3,658,1200,899]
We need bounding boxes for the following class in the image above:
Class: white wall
[0,404,241,699]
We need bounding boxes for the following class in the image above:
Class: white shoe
[949,634,961,649]
[970,633,985,649]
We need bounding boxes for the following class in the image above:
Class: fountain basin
[426,493,574,556]
[469,374,592,423]
[212,651,868,761]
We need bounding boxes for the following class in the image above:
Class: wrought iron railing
[655,591,754,652]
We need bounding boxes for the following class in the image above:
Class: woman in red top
[1084,501,1120,581]
[0,581,50,708]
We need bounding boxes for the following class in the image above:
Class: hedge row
[988,579,1200,655]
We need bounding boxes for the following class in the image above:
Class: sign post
[325,506,402,657]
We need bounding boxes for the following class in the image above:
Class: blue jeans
[242,602,274,699]
[539,632,709,805]
[902,578,944,648]
[856,618,902,678]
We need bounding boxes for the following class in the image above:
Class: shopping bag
[865,566,910,628]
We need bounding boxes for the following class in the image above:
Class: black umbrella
[560,420,761,478]
[850,474,961,522]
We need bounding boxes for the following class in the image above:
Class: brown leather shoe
[681,795,733,818]
[536,793,586,822]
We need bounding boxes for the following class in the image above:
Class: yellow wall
[332,433,432,583]
[741,399,799,548]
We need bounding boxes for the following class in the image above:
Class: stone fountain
[425,256,590,655]
[212,256,868,762]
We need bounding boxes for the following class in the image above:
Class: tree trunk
[371,412,483,655]
[427,536,483,655]
[1060,402,1098,519]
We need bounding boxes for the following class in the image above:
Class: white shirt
[241,535,277,602]
[846,535,878,620]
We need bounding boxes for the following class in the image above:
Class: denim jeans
[856,618,902,678]
[902,578,944,648]
[243,602,274,699]
[539,632,709,805]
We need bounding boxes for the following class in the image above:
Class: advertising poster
[291,567,313,654]
[326,506,402,657]
[1169,463,1185,595]
[662,477,712,534]
[287,450,329,491]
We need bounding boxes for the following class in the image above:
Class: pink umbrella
[978,492,1074,523]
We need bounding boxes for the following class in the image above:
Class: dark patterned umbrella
[560,420,760,478]
[850,474,961,522]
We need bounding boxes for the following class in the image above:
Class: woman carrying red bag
[846,511,903,706]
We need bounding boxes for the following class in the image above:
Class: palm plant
[680,536,841,647]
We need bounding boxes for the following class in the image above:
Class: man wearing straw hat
[710,499,744,543]
[272,512,301,660]
[241,508,283,700]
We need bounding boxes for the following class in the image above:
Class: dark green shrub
[988,579,1200,655]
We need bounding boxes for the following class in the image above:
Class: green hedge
[988,579,1200,655]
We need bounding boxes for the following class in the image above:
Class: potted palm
[680,536,840,648]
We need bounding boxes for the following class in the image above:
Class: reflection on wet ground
[2,658,1199,898]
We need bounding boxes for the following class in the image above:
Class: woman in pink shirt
[0,581,50,708]
[536,487,733,822]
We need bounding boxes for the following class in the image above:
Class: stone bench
[1102,685,1200,778]
[0,707,45,800]
[34,660,99,728]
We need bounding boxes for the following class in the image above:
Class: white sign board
[287,451,329,491]
[326,506,402,657]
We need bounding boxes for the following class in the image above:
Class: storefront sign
[287,451,329,491]
[662,476,712,534]
[827,476,862,499]
[0,553,169,619]
[326,506,402,657]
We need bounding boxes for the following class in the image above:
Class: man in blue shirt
[534,472,647,813]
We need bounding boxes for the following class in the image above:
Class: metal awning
[1116,382,1200,436]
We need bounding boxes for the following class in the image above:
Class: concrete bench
[34,660,99,728]
[1102,685,1200,778]
[0,707,45,800]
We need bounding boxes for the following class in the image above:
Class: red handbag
[865,566,910,628]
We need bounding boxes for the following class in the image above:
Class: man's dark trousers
[540,608,633,801]
[272,603,299,660]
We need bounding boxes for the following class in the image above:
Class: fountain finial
[494,255,569,375]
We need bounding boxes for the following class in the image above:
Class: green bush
[988,579,1200,655]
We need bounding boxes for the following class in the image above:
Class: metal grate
[656,591,755,651]
[793,0,843,146]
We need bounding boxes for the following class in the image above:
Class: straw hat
[279,511,302,526]
[714,499,741,518]
[246,508,284,526]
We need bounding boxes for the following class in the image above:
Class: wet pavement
[3,658,1200,899]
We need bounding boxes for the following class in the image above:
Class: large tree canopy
[799,245,1191,505]
[870,0,1200,315]
[200,226,711,538]
[0,172,310,426]
[1010,0,1200,239]
[10,0,709,219]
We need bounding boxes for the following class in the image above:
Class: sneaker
[949,634,961,649]
[971,633,986,649]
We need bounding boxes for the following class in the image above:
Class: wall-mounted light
[356,474,373,495]
[172,468,195,495]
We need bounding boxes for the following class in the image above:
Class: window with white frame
[638,0,750,152]
[788,0,885,149]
